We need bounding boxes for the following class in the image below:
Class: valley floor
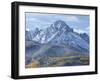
[25,55,89,68]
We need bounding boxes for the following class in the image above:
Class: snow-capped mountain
[25,20,89,52]
[25,30,32,41]
[80,33,89,43]
[25,28,41,41]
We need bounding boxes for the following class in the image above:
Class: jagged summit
[51,20,73,32]
[54,20,68,28]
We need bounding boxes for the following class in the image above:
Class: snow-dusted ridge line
[25,20,89,52]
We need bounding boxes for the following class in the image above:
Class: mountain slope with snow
[26,20,89,52]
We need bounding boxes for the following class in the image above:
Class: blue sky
[25,12,89,34]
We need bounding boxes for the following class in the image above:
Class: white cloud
[26,17,38,21]
[65,16,79,22]
[74,29,88,34]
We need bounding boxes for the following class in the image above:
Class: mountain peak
[80,33,89,43]
[52,20,73,32]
